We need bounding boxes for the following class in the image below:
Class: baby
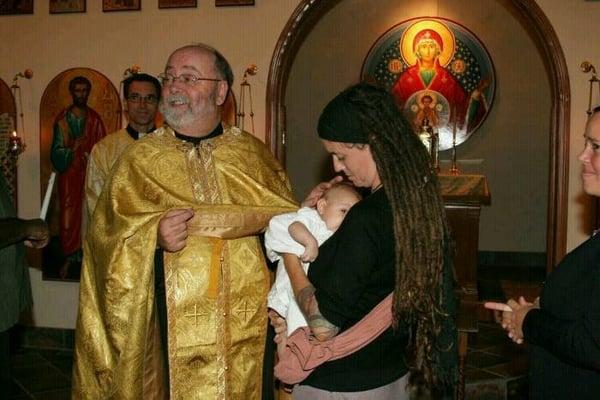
[265,182,362,335]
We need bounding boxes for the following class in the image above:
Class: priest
[72,44,297,399]
[84,73,161,219]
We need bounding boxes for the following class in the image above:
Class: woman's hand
[269,310,288,359]
[301,176,344,207]
[269,310,287,341]
[485,296,537,344]
[509,296,537,343]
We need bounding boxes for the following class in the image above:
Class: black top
[125,124,156,140]
[523,233,600,400]
[304,188,408,391]
[173,123,223,145]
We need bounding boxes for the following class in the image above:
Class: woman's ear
[316,197,327,215]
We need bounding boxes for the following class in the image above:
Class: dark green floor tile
[11,364,69,394]
[32,388,71,400]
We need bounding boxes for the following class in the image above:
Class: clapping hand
[484,296,538,345]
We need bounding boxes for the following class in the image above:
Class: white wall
[1,0,599,329]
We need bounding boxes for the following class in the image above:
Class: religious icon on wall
[159,0,196,8]
[361,17,495,150]
[215,0,254,6]
[39,68,121,281]
[50,0,86,14]
[0,78,18,205]
[103,0,140,12]
[0,0,33,15]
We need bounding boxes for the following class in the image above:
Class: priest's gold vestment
[84,128,136,218]
[72,125,297,399]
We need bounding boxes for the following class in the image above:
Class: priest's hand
[157,209,194,252]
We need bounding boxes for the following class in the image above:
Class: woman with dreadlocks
[271,82,457,399]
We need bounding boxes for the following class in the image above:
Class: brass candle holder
[10,68,33,157]
[8,130,24,155]
[581,61,600,116]
[237,64,257,133]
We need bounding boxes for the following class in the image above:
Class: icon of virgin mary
[392,21,487,134]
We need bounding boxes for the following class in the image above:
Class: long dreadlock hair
[321,83,453,389]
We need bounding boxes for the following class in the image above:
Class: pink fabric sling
[274,293,393,384]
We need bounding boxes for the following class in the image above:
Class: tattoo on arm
[297,285,340,341]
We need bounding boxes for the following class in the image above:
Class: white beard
[159,95,196,130]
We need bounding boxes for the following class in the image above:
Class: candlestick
[449,109,460,175]
[581,61,600,116]
[10,68,33,158]
[9,130,24,154]
[237,64,257,133]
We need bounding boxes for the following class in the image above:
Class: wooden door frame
[265,0,569,271]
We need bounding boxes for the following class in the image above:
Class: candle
[9,130,21,153]
[40,172,56,220]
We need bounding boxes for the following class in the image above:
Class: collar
[174,123,223,146]
[126,124,156,140]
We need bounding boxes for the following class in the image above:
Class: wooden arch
[265,0,569,270]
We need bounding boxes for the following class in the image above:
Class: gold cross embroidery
[235,301,255,322]
[184,304,207,326]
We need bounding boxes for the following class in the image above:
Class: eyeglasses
[158,73,222,87]
[127,94,159,104]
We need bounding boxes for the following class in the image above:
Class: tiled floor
[9,348,72,399]
[6,324,530,400]
[465,322,530,399]
[6,265,542,400]
[463,264,543,400]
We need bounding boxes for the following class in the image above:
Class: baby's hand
[300,240,318,262]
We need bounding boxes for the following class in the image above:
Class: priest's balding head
[159,44,233,137]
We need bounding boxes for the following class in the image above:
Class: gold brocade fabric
[72,125,298,400]
[84,128,135,219]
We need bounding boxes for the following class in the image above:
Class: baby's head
[316,182,362,231]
